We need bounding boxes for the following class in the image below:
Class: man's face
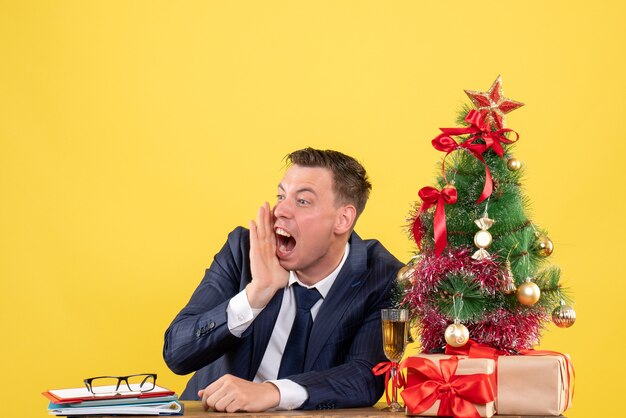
[273,165,348,281]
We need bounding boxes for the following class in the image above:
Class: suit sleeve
[289,253,401,409]
[163,227,250,375]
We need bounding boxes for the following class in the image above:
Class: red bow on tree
[412,185,457,256]
[431,110,519,203]
[400,356,495,418]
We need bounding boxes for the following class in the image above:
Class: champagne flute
[381,308,408,412]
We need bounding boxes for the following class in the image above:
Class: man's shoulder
[227,225,250,241]
[218,226,251,260]
[351,232,403,269]
[352,231,394,255]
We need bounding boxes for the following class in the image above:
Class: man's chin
[277,257,295,272]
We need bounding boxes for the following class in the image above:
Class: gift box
[496,353,573,416]
[444,340,574,416]
[400,354,496,417]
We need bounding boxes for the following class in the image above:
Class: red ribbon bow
[432,134,491,204]
[431,110,519,204]
[400,356,495,418]
[412,185,458,256]
[443,110,519,157]
[372,361,406,406]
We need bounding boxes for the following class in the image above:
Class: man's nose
[273,199,293,218]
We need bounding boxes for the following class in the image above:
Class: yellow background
[1,1,624,416]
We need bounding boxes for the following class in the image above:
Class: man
[163,148,402,412]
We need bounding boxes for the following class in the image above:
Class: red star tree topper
[464,75,524,129]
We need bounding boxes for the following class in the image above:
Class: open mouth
[275,227,296,255]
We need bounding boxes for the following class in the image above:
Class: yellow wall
[1,1,624,416]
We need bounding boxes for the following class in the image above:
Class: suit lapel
[248,288,284,379]
[304,232,368,370]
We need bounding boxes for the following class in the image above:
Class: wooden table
[180,401,393,417]
[175,401,564,417]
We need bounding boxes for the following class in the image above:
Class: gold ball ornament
[517,278,541,306]
[397,264,417,286]
[397,265,411,281]
[535,235,554,257]
[507,157,522,171]
[552,302,576,328]
[444,322,469,347]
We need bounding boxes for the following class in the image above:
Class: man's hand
[247,202,289,308]
[198,374,280,412]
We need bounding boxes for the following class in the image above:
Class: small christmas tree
[399,76,576,353]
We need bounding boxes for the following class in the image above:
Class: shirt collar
[288,242,350,299]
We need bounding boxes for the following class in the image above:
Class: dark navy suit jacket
[163,227,402,410]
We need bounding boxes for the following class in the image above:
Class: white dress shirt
[226,242,350,410]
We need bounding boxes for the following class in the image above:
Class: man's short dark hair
[285,148,372,217]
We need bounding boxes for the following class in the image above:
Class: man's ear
[334,205,357,235]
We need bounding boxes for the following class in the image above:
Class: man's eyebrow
[296,187,317,196]
[276,184,317,196]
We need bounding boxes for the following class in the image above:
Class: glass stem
[390,366,398,405]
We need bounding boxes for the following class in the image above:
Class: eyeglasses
[84,374,157,396]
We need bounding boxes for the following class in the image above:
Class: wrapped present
[496,352,573,416]
[400,354,496,418]
[446,340,574,416]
